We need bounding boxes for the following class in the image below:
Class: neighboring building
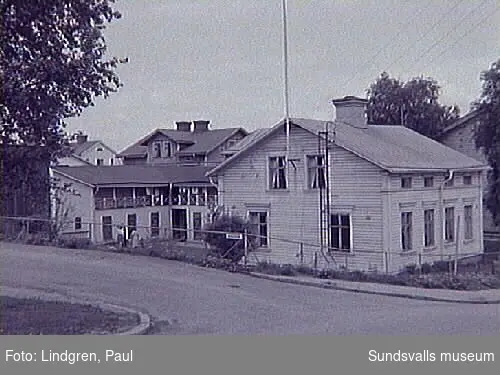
[58,133,120,166]
[52,121,248,244]
[117,120,247,166]
[207,96,489,273]
[439,110,499,234]
[52,165,217,243]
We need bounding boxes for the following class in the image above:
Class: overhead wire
[340,0,457,90]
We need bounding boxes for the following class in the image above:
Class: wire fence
[1,215,499,275]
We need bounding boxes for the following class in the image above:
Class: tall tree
[366,72,459,140]
[473,58,500,226]
[1,0,126,158]
[1,0,126,218]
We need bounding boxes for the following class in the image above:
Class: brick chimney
[332,96,368,128]
[176,121,192,132]
[76,133,88,144]
[193,120,210,133]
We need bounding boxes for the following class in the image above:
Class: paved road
[1,242,499,335]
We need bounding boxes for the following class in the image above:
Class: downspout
[439,169,454,260]
[93,186,99,242]
[208,176,220,220]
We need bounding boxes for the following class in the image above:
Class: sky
[66,0,500,152]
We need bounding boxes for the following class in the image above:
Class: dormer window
[153,141,162,158]
[163,141,172,158]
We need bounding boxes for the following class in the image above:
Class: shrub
[420,263,432,274]
[57,237,92,249]
[203,215,255,263]
[405,264,417,275]
[432,260,450,273]
[279,264,297,276]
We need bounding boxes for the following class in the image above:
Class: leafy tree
[366,72,460,139]
[1,0,126,216]
[1,0,126,156]
[473,58,500,226]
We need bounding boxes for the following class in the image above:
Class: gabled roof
[221,128,272,155]
[70,140,117,156]
[118,127,247,158]
[53,165,212,187]
[207,117,489,176]
[438,109,483,139]
[71,140,99,155]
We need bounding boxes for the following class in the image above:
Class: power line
[383,0,470,74]
[416,5,500,72]
[402,0,493,73]
[340,0,456,90]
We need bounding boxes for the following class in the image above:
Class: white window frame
[423,209,435,247]
[150,211,160,238]
[424,176,434,188]
[464,205,473,240]
[306,154,326,189]
[401,176,412,189]
[96,158,104,166]
[329,213,353,253]
[74,217,82,231]
[247,210,269,248]
[268,155,287,190]
[162,141,172,158]
[444,206,455,243]
[152,141,162,158]
[401,211,413,251]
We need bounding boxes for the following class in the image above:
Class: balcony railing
[95,194,217,210]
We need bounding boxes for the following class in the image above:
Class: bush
[432,260,450,273]
[203,215,255,263]
[421,263,432,274]
[57,237,92,249]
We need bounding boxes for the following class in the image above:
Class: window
[464,205,473,240]
[193,212,203,240]
[74,217,82,230]
[329,214,351,252]
[401,212,413,251]
[96,158,104,166]
[424,176,434,187]
[153,141,162,158]
[102,216,113,241]
[110,158,114,165]
[249,211,268,247]
[444,207,455,242]
[269,156,287,189]
[423,209,435,247]
[162,141,172,158]
[150,212,160,237]
[401,177,412,188]
[445,177,454,187]
[463,175,472,185]
[307,155,326,189]
[96,147,103,152]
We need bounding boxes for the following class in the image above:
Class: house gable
[439,113,487,164]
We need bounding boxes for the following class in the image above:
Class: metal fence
[1,215,499,275]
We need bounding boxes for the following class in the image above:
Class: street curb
[97,303,152,336]
[248,272,500,305]
[1,288,153,335]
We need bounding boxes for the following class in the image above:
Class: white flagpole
[282,0,290,166]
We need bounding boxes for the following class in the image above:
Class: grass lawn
[0,296,140,335]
